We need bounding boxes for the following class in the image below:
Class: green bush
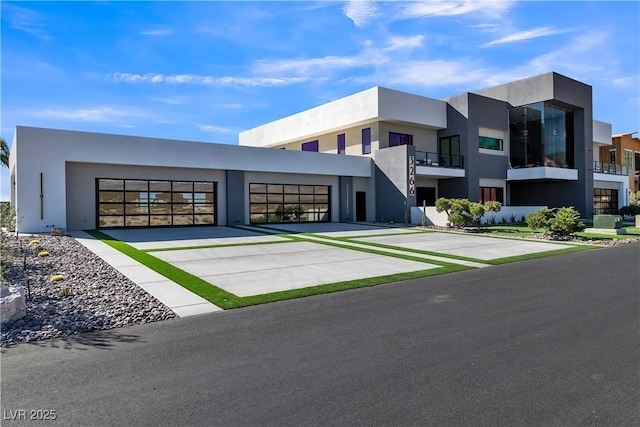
[629,191,640,206]
[0,202,16,231]
[548,207,585,237]
[527,207,585,237]
[435,198,501,228]
[527,208,554,232]
[619,205,640,218]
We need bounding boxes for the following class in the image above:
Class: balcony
[507,166,578,181]
[414,151,465,178]
[593,161,631,176]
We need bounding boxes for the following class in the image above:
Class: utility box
[593,215,622,229]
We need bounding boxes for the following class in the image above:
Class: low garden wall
[411,206,548,227]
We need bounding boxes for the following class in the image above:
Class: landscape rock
[1,234,175,346]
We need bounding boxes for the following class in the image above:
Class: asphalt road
[1,243,639,427]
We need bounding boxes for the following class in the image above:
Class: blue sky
[1,1,639,200]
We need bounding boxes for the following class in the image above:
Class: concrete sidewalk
[70,231,222,317]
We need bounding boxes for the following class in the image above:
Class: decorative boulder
[0,283,26,324]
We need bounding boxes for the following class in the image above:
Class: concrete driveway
[76,223,580,314]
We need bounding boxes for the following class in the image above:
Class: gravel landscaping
[1,234,175,347]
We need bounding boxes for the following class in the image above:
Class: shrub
[527,207,585,237]
[436,198,502,228]
[0,202,17,231]
[619,205,640,218]
[548,207,585,237]
[57,288,73,298]
[527,208,555,232]
[629,191,640,206]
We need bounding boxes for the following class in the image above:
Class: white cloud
[399,0,514,19]
[139,29,174,36]
[359,58,490,88]
[2,3,51,40]
[111,73,309,87]
[611,76,638,89]
[343,0,378,27]
[198,124,237,134]
[384,35,425,51]
[484,27,566,47]
[32,107,144,122]
[254,35,423,77]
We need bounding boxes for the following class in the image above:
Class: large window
[249,183,330,224]
[624,150,633,171]
[479,187,504,204]
[389,132,412,147]
[362,128,371,155]
[594,188,618,215]
[479,136,503,151]
[509,102,574,169]
[439,135,462,167]
[97,179,216,228]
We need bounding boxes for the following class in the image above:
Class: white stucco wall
[13,126,372,232]
[239,87,447,148]
[594,174,630,208]
[593,120,612,146]
[65,163,227,231]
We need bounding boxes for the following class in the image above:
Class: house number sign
[408,155,416,196]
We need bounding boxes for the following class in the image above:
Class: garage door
[97,178,216,228]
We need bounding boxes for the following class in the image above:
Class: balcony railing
[415,151,464,169]
[593,161,631,176]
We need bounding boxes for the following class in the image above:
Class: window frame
[362,128,371,155]
[389,132,413,147]
[97,178,216,228]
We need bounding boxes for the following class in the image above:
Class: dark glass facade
[509,102,574,169]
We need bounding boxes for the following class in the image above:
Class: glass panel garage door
[97,179,216,228]
[249,183,330,224]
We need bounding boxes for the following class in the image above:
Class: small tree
[629,191,640,206]
[527,207,585,237]
[527,208,555,233]
[0,137,9,169]
[435,197,496,228]
[548,207,585,237]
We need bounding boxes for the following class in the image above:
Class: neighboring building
[598,132,640,194]
[9,71,629,233]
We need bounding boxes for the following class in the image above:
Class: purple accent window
[302,140,319,152]
[362,128,371,154]
[389,132,413,147]
[337,134,346,154]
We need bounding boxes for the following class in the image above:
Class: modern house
[8,72,631,233]
[597,132,640,194]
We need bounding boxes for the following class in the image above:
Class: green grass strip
[86,229,469,310]
[282,233,466,267]
[299,231,596,265]
[300,232,486,264]
[145,239,293,253]
[86,230,243,309]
